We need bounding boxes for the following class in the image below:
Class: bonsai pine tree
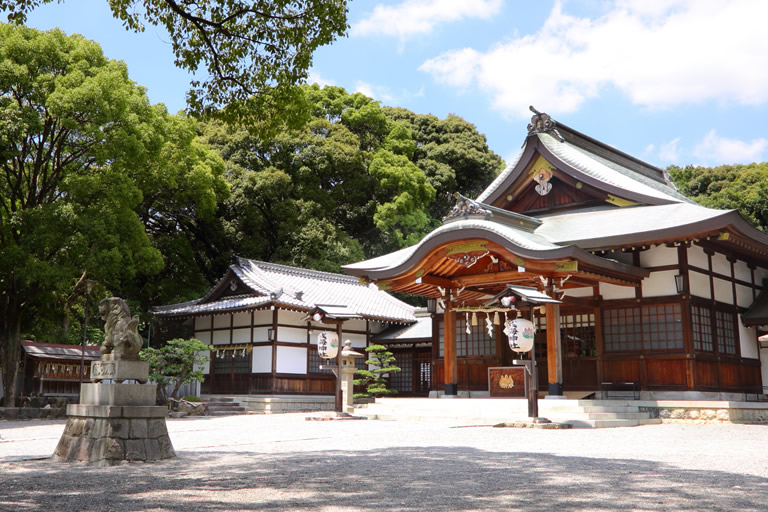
[354,344,400,398]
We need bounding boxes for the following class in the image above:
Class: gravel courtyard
[1,414,767,511]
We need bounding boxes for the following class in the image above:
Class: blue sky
[22,0,768,170]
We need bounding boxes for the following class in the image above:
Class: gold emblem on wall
[499,375,515,389]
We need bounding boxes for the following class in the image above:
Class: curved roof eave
[554,209,768,251]
[353,221,648,281]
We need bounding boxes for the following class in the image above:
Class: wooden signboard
[488,367,526,398]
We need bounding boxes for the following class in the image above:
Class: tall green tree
[1,0,349,132]
[668,163,768,232]
[205,85,501,266]
[0,24,190,405]
[383,107,505,219]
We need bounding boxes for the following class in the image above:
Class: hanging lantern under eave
[317,331,339,359]
[505,318,535,353]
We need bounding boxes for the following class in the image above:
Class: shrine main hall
[344,109,768,400]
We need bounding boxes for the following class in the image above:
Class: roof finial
[527,106,564,141]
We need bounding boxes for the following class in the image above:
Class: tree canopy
[206,84,504,267]
[0,23,225,406]
[1,0,349,131]
[668,163,768,232]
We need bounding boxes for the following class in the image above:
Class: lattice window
[603,307,643,352]
[457,315,495,357]
[642,304,683,350]
[692,305,713,352]
[308,350,333,374]
[715,309,737,355]
[438,315,496,358]
[561,314,596,357]
[389,351,412,393]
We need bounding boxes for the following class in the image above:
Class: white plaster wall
[564,287,593,298]
[599,282,635,300]
[714,277,734,305]
[278,326,307,344]
[193,350,210,374]
[278,310,307,326]
[194,331,212,345]
[232,311,251,327]
[344,333,367,348]
[276,346,307,374]
[711,252,731,276]
[736,285,754,309]
[688,245,709,270]
[212,330,230,345]
[641,270,678,297]
[213,314,231,329]
[253,309,273,325]
[232,328,251,344]
[640,245,678,267]
[252,346,273,373]
[734,260,752,283]
[195,316,212,330]
[738,321,758,359]
[689,270,711,299]
[253,326,271,342]
[345,318,368,332]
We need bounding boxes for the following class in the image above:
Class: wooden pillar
[335,322,343,412]
[545,302,563,396]
[443,293,458,396]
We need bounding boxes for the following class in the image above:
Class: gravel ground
[1,415,767,511]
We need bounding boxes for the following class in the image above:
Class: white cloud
[351,0,503,39]
[694,130,768,164]
[307,71,335,88]
[354,81,396,103]
[419,0,768,117]
[658,137,681,162]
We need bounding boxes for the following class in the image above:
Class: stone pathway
[1,415,767,511]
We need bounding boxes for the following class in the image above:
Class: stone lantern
[340,340,364,413]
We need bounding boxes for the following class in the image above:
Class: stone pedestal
[340,342,364,413]
[53,359,176,465]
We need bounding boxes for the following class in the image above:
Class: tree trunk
[0,304,21,408]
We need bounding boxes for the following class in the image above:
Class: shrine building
[343,109,768,400]
[153,258,415,395]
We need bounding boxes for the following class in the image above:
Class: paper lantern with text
[317,331,339,359]
[505,319,535,352]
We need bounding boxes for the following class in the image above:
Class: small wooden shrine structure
[21,340,101,398]
[344,109,768,399]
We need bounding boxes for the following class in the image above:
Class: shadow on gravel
[1,446,767,511]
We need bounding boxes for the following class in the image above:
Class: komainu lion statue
[99,297,143,360]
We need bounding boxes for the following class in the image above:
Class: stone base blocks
[54,357,176,465]
[54,404,175,465]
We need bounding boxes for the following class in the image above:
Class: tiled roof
[537,133,685,203]
[22,340,101,361]
[154,258,415,324]
[373,309,433,343]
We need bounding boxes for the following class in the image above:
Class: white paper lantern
[505,318,535,353]
[317,331,339,359]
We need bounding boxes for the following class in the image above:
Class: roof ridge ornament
[527,106,564,142]
[443,193,492,221]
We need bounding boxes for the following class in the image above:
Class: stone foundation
[636,401,768,424]
[54,404,175,465]
[54,357,176,465]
